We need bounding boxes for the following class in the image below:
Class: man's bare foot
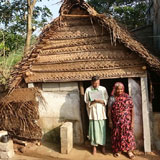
[92,146,96,155]
[102,146,106,155]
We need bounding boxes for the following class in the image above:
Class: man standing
[84,76,108,155]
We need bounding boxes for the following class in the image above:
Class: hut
[4,0,160,152]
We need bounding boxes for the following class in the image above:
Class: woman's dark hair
[91,76,100,82]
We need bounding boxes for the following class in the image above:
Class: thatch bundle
[0,88,42,141]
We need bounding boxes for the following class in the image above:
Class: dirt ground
[11,142,160,160]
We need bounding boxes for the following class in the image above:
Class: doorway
[82,78,128,148]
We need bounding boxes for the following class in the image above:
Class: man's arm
[94,99,105,105]
[84,88,89,104]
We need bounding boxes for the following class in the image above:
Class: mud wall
[36,82,83,144]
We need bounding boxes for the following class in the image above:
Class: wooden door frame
[128,75,151,153]
[78,82,88,141]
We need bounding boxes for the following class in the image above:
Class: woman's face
[116,85,124,96]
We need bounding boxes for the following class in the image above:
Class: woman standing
[108,82,136,159]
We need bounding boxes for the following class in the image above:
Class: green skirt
[88,120,106,146]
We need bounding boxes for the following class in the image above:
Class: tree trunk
[24,0,37,54]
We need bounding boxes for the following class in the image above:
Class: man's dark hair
[91,76,100,82]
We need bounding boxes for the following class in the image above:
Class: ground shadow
[42,127,61,152]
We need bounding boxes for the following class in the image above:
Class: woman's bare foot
[128,151,135,159]
[92,146,96,155]
[113,152,120,157]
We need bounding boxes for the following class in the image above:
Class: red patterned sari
[111,93,136,153]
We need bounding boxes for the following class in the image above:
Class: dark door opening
[82,78,128,148]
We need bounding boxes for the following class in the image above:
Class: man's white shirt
[84,86,108,120]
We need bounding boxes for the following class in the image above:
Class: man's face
[92,80,100,89]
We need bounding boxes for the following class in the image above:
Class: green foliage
[0,30,37,86]
[0,0,53,86]
[0,30,25,56]
[0,47,24,85]
[113,2,147,29]
[0,0,53,34]
[0,41,8,54]
[87,0,110,13]
[87,0,148,29]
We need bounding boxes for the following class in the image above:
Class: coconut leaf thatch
[8,0,160,93]
[0,88,42,140]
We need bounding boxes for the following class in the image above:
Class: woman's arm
[108,96,115,129]
[108,107,113,129]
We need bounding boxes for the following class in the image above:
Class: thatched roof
[8,0,160,92]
